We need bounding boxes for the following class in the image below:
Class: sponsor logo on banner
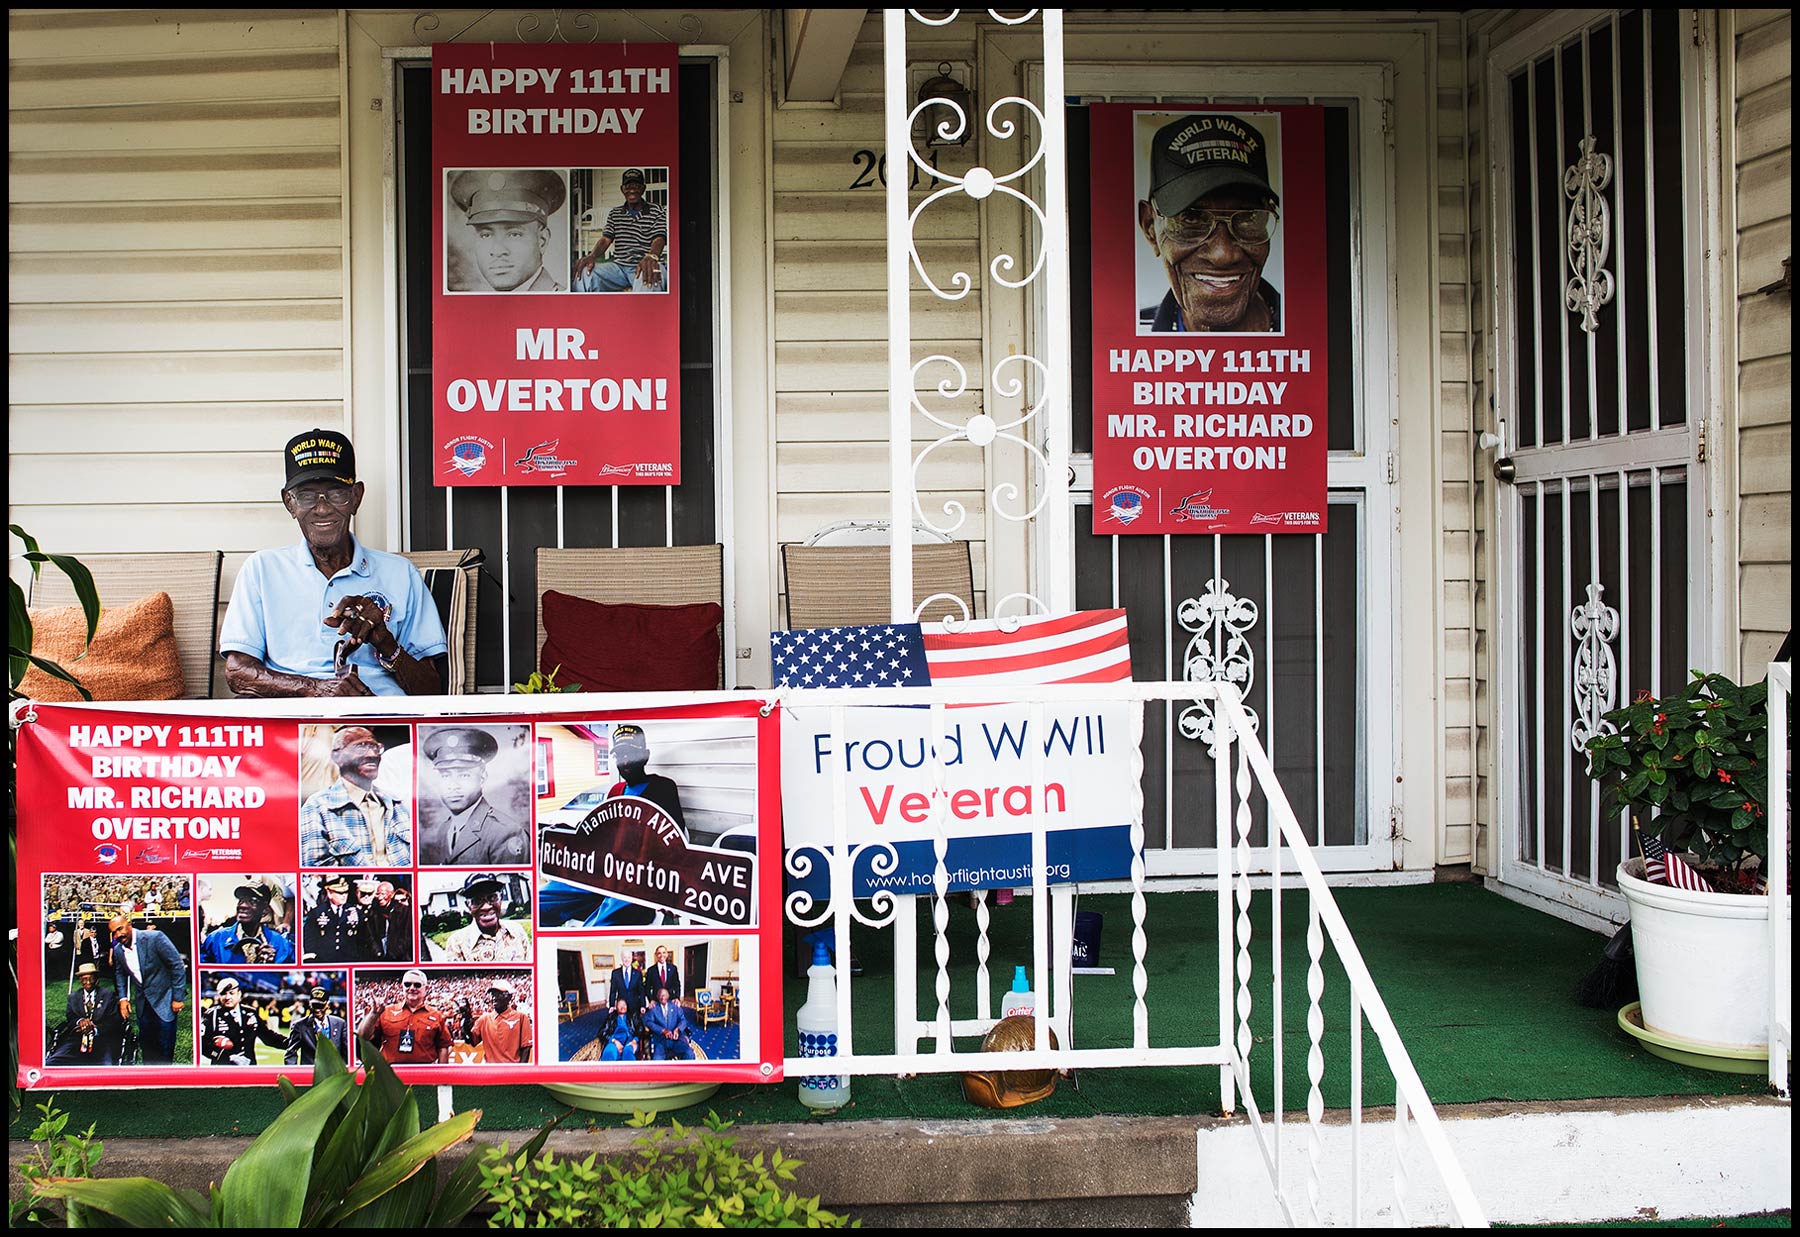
[181,847,246,863]
[634,462,675,479]
[1250,510,1323,527]
[1169,489,1230,524]
[445,436,494,476]
[93,844,121,865]
[1102,485,1149,525]
[598,463,634,478]
[513,440,577,476]
[129,844,170,866]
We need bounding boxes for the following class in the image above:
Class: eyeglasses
[289,486,355,509]
[1156,207,1278,247]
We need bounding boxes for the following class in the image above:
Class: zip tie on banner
[759,689,788,718]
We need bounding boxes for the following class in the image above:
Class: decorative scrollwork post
[1178,578,1260,755]
[1563,135,1615,334]
[1570,581,1620,751]
[885,9,1071,621]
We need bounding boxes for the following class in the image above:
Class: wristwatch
[374,641,400,672]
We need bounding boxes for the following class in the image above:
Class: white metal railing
[1768,659,1791,1100]
[779,678,1487,1227]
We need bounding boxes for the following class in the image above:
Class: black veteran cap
[309,986,330,1006]
[423,726,500,767]
[620,167,646,187]
[611,723,649,758]
[284,429,356,491]
[1148,113,1279,217]
[461,872,505,899]
[450,169,566,226]
[233,882,272,906]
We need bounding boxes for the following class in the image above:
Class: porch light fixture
[915,61,973,148]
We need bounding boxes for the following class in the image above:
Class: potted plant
[1584,670,1786,1057]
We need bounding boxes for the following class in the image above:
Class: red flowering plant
[1584,670,1772,892]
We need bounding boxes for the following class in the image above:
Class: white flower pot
[1617,857,1785,1051]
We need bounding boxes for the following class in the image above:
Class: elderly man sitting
[220,428,445,697]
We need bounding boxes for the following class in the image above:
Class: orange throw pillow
[20,590,185,702]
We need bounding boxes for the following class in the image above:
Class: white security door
[1489,10,1718,922]
[1061,65,1398,875]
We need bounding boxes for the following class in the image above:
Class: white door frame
[1484,9,1727,928]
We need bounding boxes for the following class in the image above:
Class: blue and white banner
[779,699,1144,897]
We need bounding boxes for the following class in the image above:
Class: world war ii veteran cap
[284,429,356,491]
[423,726,499,768]
[449,169,566,226]
[620,167,646,188]
[1147,113,1279,218]
[611,723,649,757]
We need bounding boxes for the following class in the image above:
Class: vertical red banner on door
[433,43,680,486]
[1089,104,1329,535]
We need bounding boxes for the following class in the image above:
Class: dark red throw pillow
[539,590,722,691]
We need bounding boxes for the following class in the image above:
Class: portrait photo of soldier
[417,723,531,866]
[445,168,570,293]
[1135,111,1286,335]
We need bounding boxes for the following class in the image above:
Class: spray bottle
[1002,964,1036,1020]
[796,941,849,1110]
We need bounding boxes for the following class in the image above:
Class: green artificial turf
[11,882,1771,1140]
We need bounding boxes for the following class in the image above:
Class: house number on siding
[848,148,939,190]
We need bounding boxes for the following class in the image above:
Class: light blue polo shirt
[219,537,448,695]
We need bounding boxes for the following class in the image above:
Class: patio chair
[782,540,976,628]
[536,545,726,688]
[695,988,728,1029]
[27,550,224,698]
[401,548,483,694]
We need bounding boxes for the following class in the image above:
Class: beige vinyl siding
[6,9,345,658]
[1732,9,1792,670]
[769,16,990,622]
[1438,20,1477,866]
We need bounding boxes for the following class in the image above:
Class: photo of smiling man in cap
[438,872,532,963]
[447,168,569,292]
[298,724,414,868]
[572,166,669,293]
[1136,111,1284,334]
[199,879,295,965]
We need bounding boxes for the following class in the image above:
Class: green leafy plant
[512,663,582,693]
[10,1098,104,1227]
[31,1036,522,1227]
[479,1109,855,1228]
[1584,670,1771,885]
[10,528,100,1112]
[8,525,100,703]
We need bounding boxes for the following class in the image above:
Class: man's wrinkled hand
[324,595,392,651]
[311,667,374,698]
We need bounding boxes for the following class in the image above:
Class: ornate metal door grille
[1491,8,1712,918]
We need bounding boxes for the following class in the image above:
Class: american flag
[1640,830,1715,894]
[772,609,1132,689]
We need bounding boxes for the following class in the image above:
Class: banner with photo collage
[432,41,681,486]
[13,697,780,1088]
[1088,103,1330,535]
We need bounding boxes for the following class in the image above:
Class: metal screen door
[1060,65,1398,876]
[1489,9,1715,922]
